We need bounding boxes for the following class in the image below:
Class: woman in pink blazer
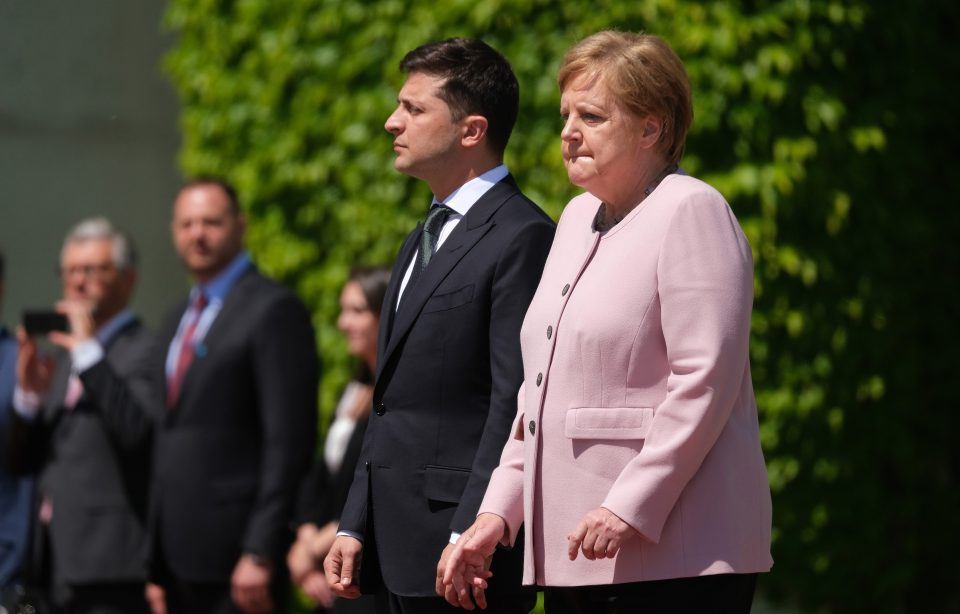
[441,31,772,612]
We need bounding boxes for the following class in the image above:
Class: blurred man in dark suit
[0,248,34,596]
[148,179,318,614]
[7,219,158,613]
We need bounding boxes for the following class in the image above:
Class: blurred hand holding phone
[22,310,70,336]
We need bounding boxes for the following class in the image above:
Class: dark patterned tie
[406,204,453,292]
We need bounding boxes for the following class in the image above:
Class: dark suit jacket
[339,176,555,596]
[0,327,33,587]
[6,317,157,586]
[149,266,318,583]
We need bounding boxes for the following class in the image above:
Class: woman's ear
[461,115,489,149]
[638,115,663,149]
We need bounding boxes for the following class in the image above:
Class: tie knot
[424,204,453,236]
[193,292,208,312]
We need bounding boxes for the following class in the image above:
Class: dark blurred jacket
[0,326,33,588]
[6,317,158,587]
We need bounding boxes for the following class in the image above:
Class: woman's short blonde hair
[558,31,693,165]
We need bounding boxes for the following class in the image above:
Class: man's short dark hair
[400,38,519,158]
[180,177,242,215]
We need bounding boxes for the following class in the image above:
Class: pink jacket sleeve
[601,192,755,544]
[478,382,527,546]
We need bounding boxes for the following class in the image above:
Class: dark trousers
[543,573,758,614]
[50,582,150,614]
[160,574,290,614]
[162,579,235,614]
[375,588,535,614]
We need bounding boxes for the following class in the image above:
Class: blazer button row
[561,283,570,296]
[375,402,386,416]
[536,372,543,386]
[528,420,536,435]
[546,325,553,340]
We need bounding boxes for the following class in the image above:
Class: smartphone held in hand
[22,310,70,336]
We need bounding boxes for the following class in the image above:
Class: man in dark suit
[324,39,554,614]
[7,218,157,613]
[0,249,34,596]
[146,178,318,614]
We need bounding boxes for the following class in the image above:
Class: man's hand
[231,554,274,613]
[441,514,504,609]
[567,507,637,561]
[16,328,54,396]
[47,299,96,351]
[145,582,167,614]
[436,543,468,609]
[323,535,363,599]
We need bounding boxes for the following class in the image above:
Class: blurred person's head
[337,266,391,378]
[59,217,138,327]
[385,38,519,199]
[172,178,246,284]
[558,32,691,211]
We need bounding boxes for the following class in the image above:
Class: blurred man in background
[7,219,159,613]
[148,178,318,614]
[0,248,34,600]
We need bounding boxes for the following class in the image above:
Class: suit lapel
[379,225,421,356]
[378,177,521,371]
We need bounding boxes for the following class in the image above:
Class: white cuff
[449,531,461,545]
[13,386,43,420]
[336,530,364,543]
[71,339,105,373]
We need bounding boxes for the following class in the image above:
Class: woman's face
[337,281,379,359]
[560,75,652,203]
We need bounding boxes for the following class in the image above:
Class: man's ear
[461,115,489,149]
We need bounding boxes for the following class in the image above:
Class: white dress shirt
[395,164,509,309]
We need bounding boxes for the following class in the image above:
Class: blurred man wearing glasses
[7,217,160,613]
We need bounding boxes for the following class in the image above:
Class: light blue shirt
[165,252,253,379]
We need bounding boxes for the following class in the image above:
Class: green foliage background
[164,0,959,611]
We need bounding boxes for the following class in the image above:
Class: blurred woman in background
[289,267,389,613]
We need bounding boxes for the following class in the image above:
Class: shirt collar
[194,251,253,304]
[95,309,136,347]
[432,164,508,216]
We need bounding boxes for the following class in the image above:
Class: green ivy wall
[164,1,960,611]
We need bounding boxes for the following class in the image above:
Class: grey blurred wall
[0,0,185,329]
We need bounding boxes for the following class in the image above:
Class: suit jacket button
[528,420,536,435]
[536,373,543,386]
[546,325,553,340]
[375,402,386,416]
[562,284,570,296]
